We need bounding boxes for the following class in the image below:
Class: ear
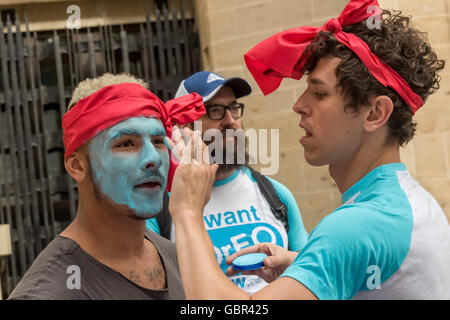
[363,96,394,133]
[64,151,89,182]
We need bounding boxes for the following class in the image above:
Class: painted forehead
[104,116,166,142]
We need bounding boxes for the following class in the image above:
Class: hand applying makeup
[166,126,218,224]
[165,126,249,299]
[164,127,313,300]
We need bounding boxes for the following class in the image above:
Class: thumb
[264,255,290,269]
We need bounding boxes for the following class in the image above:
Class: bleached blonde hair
[67,73,148,110]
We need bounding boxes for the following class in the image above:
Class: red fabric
[62,83,205,191]
[244,0,423,114]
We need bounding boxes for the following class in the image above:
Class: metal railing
[0,1,200,298]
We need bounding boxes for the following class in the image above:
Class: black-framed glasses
[205,102,244,120]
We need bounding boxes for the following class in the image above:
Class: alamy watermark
[366,5,382,30]
[366,265,381,290]
[66,265,81,290]
[66,5,81,30]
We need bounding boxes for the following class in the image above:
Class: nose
[220,109,238,129]
[292,91,309,117]
[140,138,162,171]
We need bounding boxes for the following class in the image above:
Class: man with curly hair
[164,0,450,299]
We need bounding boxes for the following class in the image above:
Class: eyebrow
[110,128,166,141]
[308,77,328,86]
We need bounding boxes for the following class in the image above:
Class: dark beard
[209,136,249,176]
[216,162,241,176]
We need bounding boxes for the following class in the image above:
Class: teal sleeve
[146,218,160,234]
[266,177,309,252]
[280,205,411,300]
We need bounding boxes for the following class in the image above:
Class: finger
[164,136,175,150]
[182,126,195,143]
[171,127,189,161]
[192,130,201,163]
[263,253,294,269]
[210,163,219,176]
[225,265,269,278]
[181,130,198,164]
[181,126,210,165]
[172,126,185,147]
[164,137,181,163]
[226,266,241,276]
[249,268,276,283]
[225,244,265,266]
[193,133,210,165]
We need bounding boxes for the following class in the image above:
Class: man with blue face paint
[8,73,205,300]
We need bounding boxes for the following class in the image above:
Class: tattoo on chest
[144,269,163,281]
[129,270,141,283]
[129,268,164,283]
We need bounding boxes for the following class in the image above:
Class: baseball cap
[175,71,252,102]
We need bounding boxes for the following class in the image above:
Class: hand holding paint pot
[166,127,218,224]
[231,253,267,271]
[226,243,299,283]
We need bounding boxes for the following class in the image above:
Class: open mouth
[135,182,160,188]
[300,122,313,137]
[134,179,162,190]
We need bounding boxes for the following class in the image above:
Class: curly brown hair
[302,10,445,146]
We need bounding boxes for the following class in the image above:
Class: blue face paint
[88,117,169,218]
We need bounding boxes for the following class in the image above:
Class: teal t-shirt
[281,163,450,300]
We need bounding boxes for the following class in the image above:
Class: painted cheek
[139,139,162,170]
[88,134,138,204]
[159,148,170,184]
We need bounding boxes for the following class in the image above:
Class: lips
[299,122,313,137]
[134,177,163,190]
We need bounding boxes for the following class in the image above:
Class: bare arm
[167,127,317,300]
[172,207,250,299]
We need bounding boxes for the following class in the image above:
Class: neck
[61,191,148,260]
[329,139,401,195]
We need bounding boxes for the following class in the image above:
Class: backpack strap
[246,166,289,233]
[155,191,172,240]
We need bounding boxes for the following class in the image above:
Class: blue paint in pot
[88,117,169,218]
[231,253,267,271]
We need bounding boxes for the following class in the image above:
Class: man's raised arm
[166,127,316,300]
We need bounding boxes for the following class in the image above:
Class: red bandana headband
[244,0,423,114]
[62,82,205,191]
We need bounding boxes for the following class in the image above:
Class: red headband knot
[244,0,424,114]
[323,18,342,33]
[62,82,205,190]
